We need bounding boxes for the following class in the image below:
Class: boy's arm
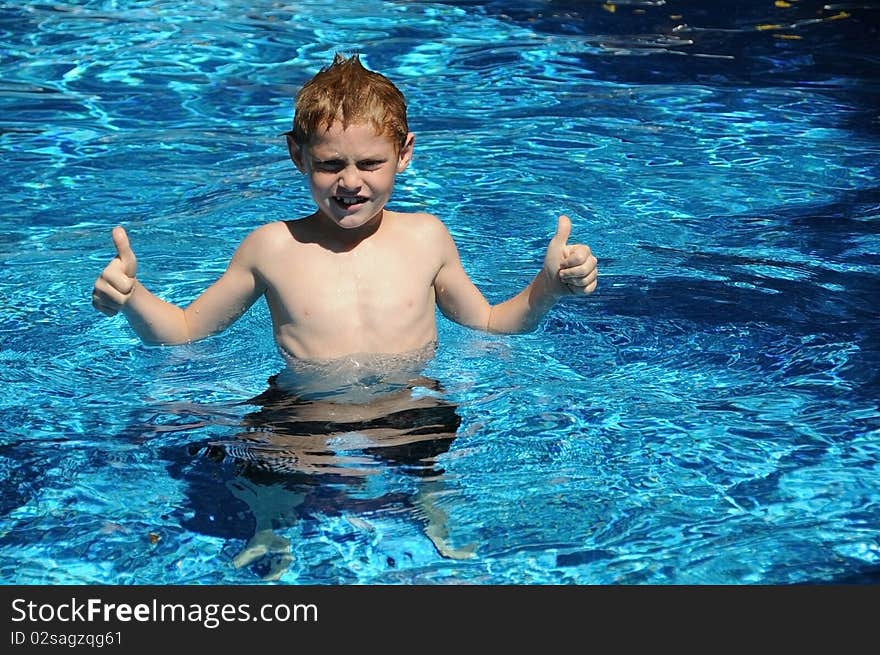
[92,226,266,345]
[434,215,597,334]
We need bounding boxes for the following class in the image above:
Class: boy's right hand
[92,226,138,316]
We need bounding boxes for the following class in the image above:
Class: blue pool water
[1,0,879,584]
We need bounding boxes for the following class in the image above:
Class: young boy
[92,53,598,577]
[91,53,598,361]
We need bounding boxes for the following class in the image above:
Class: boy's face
[288,121,414,231]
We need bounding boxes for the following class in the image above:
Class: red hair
[292,53,409,150]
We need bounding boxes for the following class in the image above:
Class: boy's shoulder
[387,210,451,238]
[231,220,292,261]
[240,220,290,246]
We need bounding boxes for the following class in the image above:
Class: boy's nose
[337,166,361,190]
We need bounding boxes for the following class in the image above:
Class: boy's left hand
[543,214,598,296]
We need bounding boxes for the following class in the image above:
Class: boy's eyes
[313,160,385,172]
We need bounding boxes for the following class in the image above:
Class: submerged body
[204,350,470,579]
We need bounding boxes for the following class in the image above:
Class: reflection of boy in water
[206,365,473,580]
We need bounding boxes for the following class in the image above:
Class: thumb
[551,214,572,246]
[112,226,137,278]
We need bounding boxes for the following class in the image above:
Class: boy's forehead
[306,120,396,154]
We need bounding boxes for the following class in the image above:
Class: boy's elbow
[136,330,190,347]
[181,310,195,344]
[485,306,539,335]
[495,322,540,335]
[132,313,193,346]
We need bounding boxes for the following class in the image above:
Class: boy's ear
[396,132,415,173]
[286,133,306,172]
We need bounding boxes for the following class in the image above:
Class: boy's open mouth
[333,195,368,209]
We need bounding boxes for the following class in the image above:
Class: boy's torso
[255,211,442,360]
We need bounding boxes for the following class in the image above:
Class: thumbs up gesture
[92,226,139,316]
[543,215,598,297]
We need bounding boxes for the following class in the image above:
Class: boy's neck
[309,208,386,252]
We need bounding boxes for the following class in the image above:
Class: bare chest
[262,241,437,329]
